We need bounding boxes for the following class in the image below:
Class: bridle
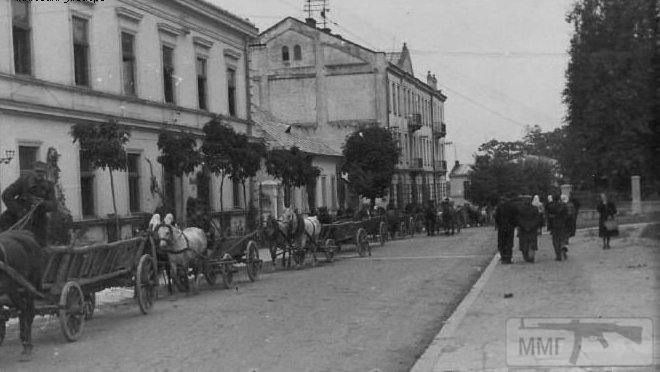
[154,223,192,254]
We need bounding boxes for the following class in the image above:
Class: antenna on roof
[303,0,330,29]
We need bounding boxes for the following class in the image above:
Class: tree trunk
[219,173,225,234]
[109,169,119,240]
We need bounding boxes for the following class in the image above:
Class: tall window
[162,45,175,104]
[196,57,207,110]
[121,32,136,95]
[227,68,236,117]
[72,17,90,87]
[281,46,289,62]
[293,45,302,60]
[232,179,241,208]
[127,153,140,213]
[80,151,95,217]
[12,1,31,75]
[19,145,38,175]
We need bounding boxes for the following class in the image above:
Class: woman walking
[597,193,617,249]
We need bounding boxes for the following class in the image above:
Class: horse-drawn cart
[0,235,156,345]
[201,231,262,289]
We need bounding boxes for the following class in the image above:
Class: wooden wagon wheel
[0,319,5,346]
[136,254,157,315]
[83,292,96,320]
[324,239,335,262]
[221,262,234,290]
[246,240,260,282]
[59,281,84,342]
[379,221,387,247]
[355,228,369,257]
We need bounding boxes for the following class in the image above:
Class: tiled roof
[251,106,342,157]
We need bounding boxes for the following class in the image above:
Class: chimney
[305,18,317,28]
[427,71,438,90]
[321,27,332,34]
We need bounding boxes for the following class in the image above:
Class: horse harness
[155,223,204,258]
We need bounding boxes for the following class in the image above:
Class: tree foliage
[563,0,655,190]
[71,121,130,171]
[341,126,401,204]
[157,130,201,177]
[265,146,320,189]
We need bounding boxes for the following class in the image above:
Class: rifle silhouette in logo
[519,319,643,365]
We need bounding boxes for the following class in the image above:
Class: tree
[563,0,655,191]
[341,126,401,208]
[265,146,321,208]
[71,120,130,236]
[201,118,236,229]
[230,140,266,215]
[157,130,201,222]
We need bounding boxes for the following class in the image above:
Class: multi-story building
[0,0,257,241]
[250,17,448,210]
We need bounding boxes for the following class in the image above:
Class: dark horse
[0,230,43,357]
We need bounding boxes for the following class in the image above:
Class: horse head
[154,221,176,250]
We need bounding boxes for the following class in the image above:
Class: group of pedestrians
[494,192,582,264]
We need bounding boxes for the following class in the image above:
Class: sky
[211,0,576,165]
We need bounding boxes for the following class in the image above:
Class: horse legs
[10,292,35,357]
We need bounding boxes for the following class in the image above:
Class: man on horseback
[0,161,56,246]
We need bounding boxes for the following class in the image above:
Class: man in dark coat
[516,197,542,263]
[424,200,436,236]
[0,162,56,246]
[494,196,518,264]
[546,195,570,261]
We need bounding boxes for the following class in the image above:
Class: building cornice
[386,65,447,101]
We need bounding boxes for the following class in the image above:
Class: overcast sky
[211,0,576,165]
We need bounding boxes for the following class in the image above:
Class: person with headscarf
[531,195,545,235]
[545,194,554,233]
[597,193,617,249]
[562,194,577,244]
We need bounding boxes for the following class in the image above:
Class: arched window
[293,45,302,60]
[282,46,289,62]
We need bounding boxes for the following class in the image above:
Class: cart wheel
[222,263,234,289]
[175,266,190,293]
[59,281,84,342]
[204,266,218,287]
[379,221,387,246]
[324,239,335,262]
[0,320,6,346]
[246,240,260,282]
[356,228,369,257]
[136,254,157,315]
[83,292,96,320]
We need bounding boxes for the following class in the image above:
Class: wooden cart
[0,236,156,344]
[201,231,263,289]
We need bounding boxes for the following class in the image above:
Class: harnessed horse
[263,208,321,267]
[150,214,208,293]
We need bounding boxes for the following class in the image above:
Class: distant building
[250,17,449,210]
[449,161,472,205]
[0,0,257,241]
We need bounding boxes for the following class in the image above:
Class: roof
[386,52,402,65]
[183,0,259,37]
[251,106,342,157]
[449,163,472,178]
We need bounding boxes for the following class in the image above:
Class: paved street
[0,228,495,371]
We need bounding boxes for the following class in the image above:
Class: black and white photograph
[0,0,658,370]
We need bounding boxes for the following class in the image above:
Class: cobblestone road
[0,227,496,372]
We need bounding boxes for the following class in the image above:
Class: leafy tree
[201,118,236,228]
[71,121,130,235]
[157,130,201,222]
[230,140,266,214]
[563,0,655,191]
[341,126,400,207]
[265,146,321,208]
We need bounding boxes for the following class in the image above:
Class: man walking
[0,161,56,246]
[547,194,570,261]
[494,195,517,264]
[424,200,436,236]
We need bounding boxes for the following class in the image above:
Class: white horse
[150,213,208,293]
[281,208,322,264]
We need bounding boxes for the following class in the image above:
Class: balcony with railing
[435,160,447,172]
[412,157,423,169]
[433,122,447,138]
[408,114,422,132]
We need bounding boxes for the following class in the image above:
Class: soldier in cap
[0,161,56,246]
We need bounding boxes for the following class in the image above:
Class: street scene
[0,0,659,371]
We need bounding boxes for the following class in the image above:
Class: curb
[410,252,500,372]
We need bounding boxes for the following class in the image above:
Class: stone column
[561,184,573,197]
[631,175,642,215]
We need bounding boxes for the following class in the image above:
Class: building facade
[449,161,472,206]
[0,0,257,242]
[250,17,449,211]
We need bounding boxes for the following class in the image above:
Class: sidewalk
[412,223,659,371]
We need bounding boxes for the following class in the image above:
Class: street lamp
[0,149,14,164]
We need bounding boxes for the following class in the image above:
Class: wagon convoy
[0,206,435,354]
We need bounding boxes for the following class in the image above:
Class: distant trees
[341,126,401,207]
[265,146,320,208]
[563,0,656,191]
